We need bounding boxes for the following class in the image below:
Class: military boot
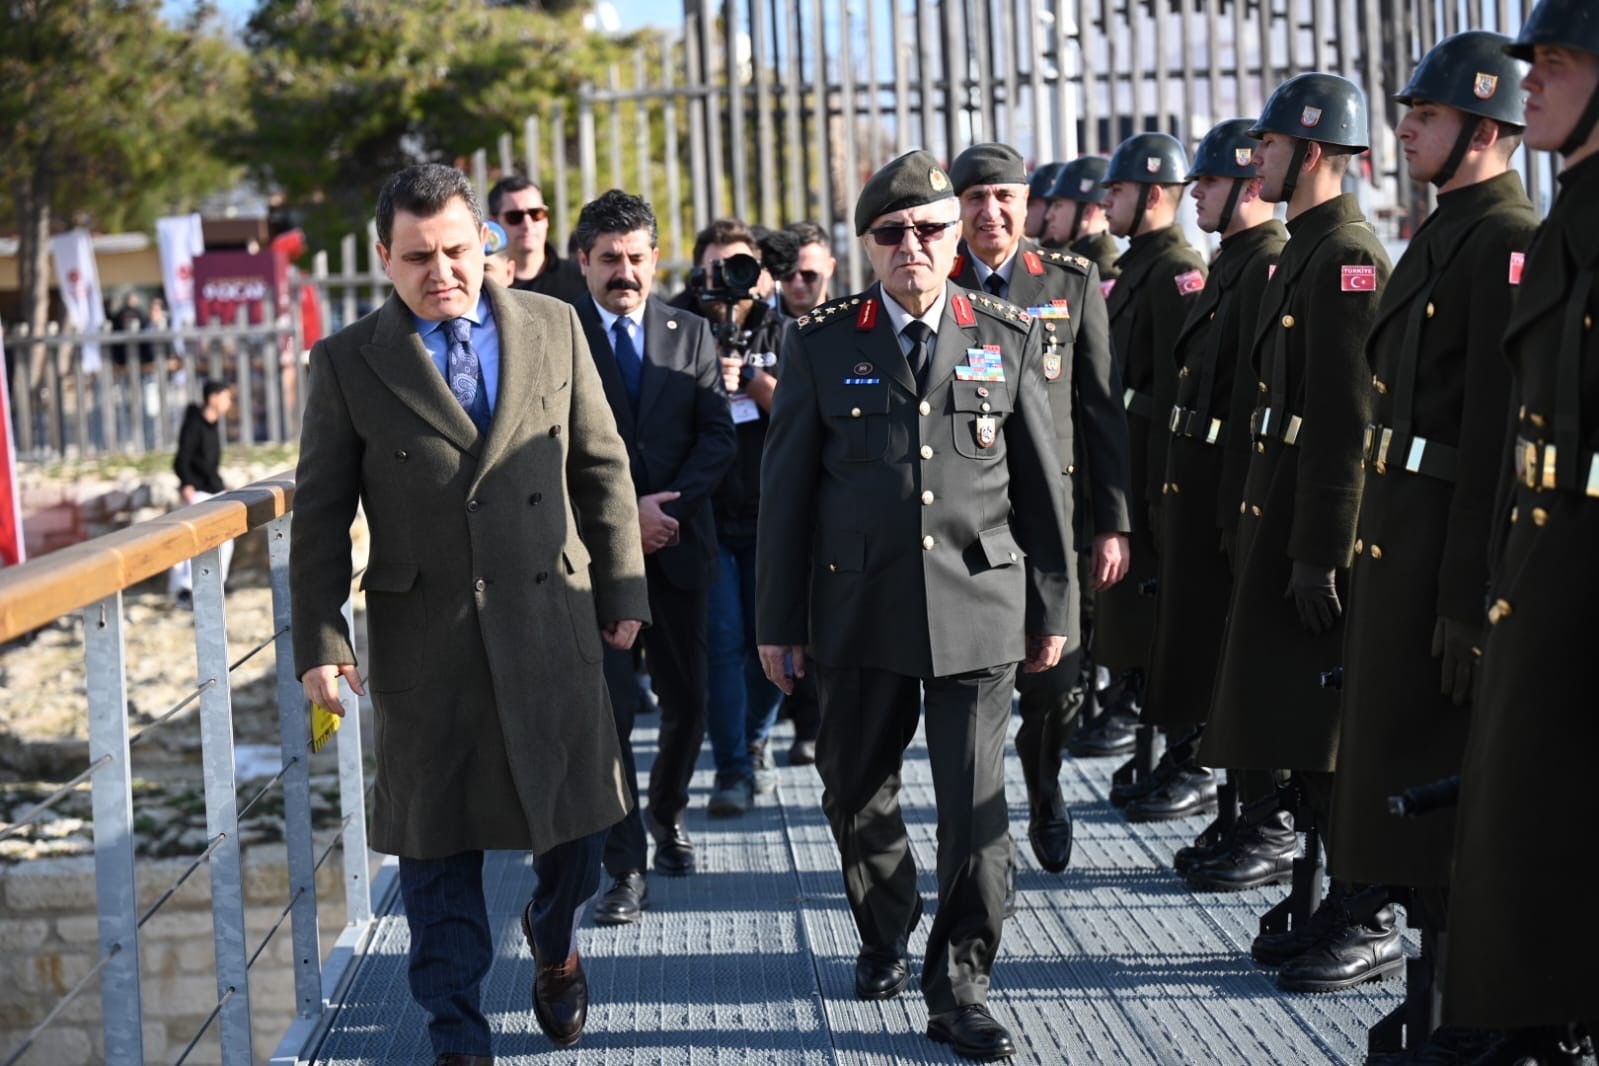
[1278,903,1404,992]
[1127,767,1218,822]
[1173,818,1240,875]
[1184,810,1296,891]
[1067,670,1142,757]
[1462,1028,1594,1066]
[1252,884,1349,966]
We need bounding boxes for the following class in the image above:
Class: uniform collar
[880,286,947,336]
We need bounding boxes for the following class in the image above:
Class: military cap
[1104,132,1191,185]
[1505,0,1599,60]
[483,220,509,256]
[1397,31,1528,127]
[949,143,1028,194]
[1028,162,1068,200]
[1249,72,1370,151]
[1047,157,1111,203]
[854,149,956,235]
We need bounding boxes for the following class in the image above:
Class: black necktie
[985,273,1006,298]
[902,320,934,394]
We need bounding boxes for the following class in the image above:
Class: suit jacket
[756,282,1072,678]
[289,281,650,858]
[950,237,1132,547]
[574,294,737,590]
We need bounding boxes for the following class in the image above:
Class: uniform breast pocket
[950,380,1012,461]
[820,383,892,461]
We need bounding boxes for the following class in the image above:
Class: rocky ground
[0,446,373,863]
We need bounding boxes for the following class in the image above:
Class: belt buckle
[1520,440,1538,489]
[1362,424,1375,463]
[1169,405,1183,433]
[1405,436,1426,474]
[1205,417,1222,446]
[1258,408,1273,438]
[1542,444,1559,491]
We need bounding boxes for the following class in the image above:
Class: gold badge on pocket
[976,415,997,448]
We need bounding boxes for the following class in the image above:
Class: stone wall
[0,844,375,1065]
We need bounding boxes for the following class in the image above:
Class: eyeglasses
[782,269,823,284]
[500,207,548,226]
[865,219,959,247]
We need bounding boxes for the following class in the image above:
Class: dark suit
[290,281,649,1056]
[756,282,1071,1012]
[574,293,737,874]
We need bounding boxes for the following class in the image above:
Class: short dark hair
[201,379,232,401]
[572,189,659,253]
[487,174,541,217]
[692,218,758,267]
[376,164,482,247]
[785,220,829,250]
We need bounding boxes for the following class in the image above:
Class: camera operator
[669,219,788,816]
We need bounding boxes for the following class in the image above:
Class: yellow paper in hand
[310,701,342,753]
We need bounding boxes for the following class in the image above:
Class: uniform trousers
[813,660,1016,1013]
[398,835,604,1057]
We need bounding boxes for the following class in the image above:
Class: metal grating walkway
[309,714,1400,1065]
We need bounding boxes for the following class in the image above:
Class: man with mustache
[572,190,737,924]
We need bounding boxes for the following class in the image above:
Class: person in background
[168,379,234,607]
[776,220,837,318]
[481,221,517,288]
[487,174,586,302]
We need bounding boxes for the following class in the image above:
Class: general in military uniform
[1444,3,1599,1056]
[1324,32,1537,1028]
[756,150,1073,1063]
[946,141,1132,875]
[1078,132,1207,758]
[1132,119,1288,824]
[1194,75,1393,942]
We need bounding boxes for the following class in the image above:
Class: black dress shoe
[854,894,924,999]
[1126,768,1218,822]
[522,904,587,1046]
[1066,713,1138,757]
[646,809,695,876]
[927,1004,1017,1061]
[593,871,647,926]
[1278,904,1404,992]
[1184,812,1296,891]
[1027,803,1074,873]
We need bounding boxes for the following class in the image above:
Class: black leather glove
[1284,561,1342,634]
[1431,617,1480,706]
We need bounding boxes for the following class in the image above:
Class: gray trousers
[812,660,1016,1013]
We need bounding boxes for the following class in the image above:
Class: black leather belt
[1168,404,1224,445]
[1514,435,1599,496]
[1123,388,1154,419]
[1362,423,1459,482]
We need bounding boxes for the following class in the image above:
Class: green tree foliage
[235,0,638,251]
[0,0,245,350]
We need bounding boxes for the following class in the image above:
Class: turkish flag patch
[1508,252,1525,286]
[1101,279,1116,299]
[1174,269,1205,295]
[1341,265,1377,292]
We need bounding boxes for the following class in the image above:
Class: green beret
[854,150,956,235]
[949,143,1027,194]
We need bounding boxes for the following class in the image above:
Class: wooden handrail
[0,472,297,643]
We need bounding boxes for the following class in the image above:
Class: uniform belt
[1513,436,1599,497]
[1362,424,1458,482]
[1167,404,1224,445]
[1123,388,1155,419]
[1248,405,1302,446]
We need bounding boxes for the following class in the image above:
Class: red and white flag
[1340,265,1378,292]
[0,323,24,567]
[1174,269,1205,295]
[156,213,206,330]
[50,229,106,372]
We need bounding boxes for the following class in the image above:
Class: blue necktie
[444,317,491,435]
[612,318,643,408]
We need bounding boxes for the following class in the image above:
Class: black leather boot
[1184,810,1296,891]
[1127,767,1218,822]
[1278,903,1404,992]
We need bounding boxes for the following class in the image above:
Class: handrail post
[336,597,372,926]
[191,546,255,1063]
[83,591,145,1064]
[268,515,323,1018]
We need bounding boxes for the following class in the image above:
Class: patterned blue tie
[444,317,491,435]
[612,317,643,408]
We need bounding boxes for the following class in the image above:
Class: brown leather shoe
[523,900,587,1046]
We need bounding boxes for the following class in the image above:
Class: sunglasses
[783,269,823,284]
[865,219,959,247]
[500,207,548,226]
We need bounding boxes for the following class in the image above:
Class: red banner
[0,328,24,567]
[193,250,286,326]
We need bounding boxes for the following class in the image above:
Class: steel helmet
[1396,31,1529,127]
[1104,132,1191,186]
[1187,119,1261,180]
[1248,72,1370,152]
[1047,156,1111,203]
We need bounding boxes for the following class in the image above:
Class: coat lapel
[360,293,481,455]
[925,283,980,393]
[858,284,918,396]
[473,281,547,481]
[635,297,676,425]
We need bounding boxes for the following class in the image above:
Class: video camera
[689,252,763,304]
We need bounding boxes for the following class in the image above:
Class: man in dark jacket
[168,379,234,604]
[489,174,587,304]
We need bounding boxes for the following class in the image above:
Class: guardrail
[0,473,380,1065]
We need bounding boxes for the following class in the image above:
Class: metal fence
[0,476,381,1065]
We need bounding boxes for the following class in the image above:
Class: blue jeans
[705,535,783,782]
[398,833,605,1057]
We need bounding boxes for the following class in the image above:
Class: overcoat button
[550,425,561,437]
[535,572,548,584]
[920,445,934,459]
[394,450,408,461]
[918,401,931,416]
[473,579,486,592]
[529,493,542,505]
[921,535,935,550]
[466,499,480,512]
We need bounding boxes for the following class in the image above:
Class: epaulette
[1043,250,1094,274]
[794,294,864,333]
[966,291,1033,331]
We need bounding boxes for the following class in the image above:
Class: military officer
[1312,33,1538,1024]
[1072,132,1207,760]
[946,142,1133,875]
[1192,75,1392,913]
[1130,119,1288,825]
[1024,161,1067,243]
[1042,156,1121,278]
[756,150,1073,1062]
[1443,2,1599,1058]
